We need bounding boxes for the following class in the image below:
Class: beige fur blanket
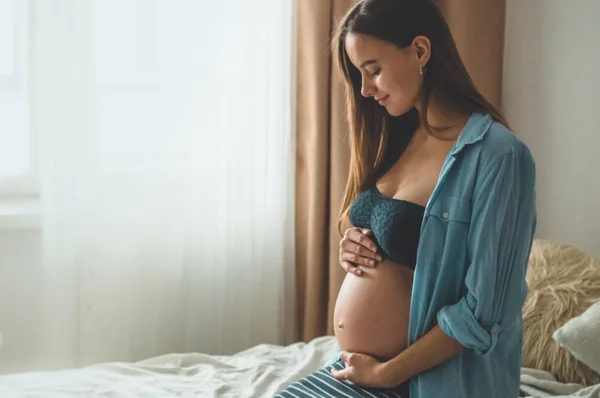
[522,239,600,386]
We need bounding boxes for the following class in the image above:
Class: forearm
[383,325,465,385]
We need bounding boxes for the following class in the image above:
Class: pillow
[553,300,600,376]
[522,239,600,386]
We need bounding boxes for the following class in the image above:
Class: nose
[361,76,376,98]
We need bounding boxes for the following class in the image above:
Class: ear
[412,36,431,65]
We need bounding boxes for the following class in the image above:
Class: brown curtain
[436,0,506,108]
[295,0,355,342]
[295,0,507,343]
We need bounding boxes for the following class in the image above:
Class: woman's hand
[339,227,382,276]
[331,351,397,388]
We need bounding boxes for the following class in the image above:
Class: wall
[503,0,600,257]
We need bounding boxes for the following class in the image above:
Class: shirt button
[442,211,449,220]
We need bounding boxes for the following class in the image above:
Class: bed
[0,336,339,398]
[1,335,599,398]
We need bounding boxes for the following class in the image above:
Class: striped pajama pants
[274,358,409,398]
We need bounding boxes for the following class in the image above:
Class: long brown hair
[333,0,508,235]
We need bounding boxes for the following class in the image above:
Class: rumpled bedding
[1,336,599,398]
[520,367,600,398]
[0,336,339,398]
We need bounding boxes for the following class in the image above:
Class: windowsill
[0,198,42,230]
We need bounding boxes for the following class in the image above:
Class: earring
[420,64,427,76]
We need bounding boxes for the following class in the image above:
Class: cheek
[388,67,421,99]
[382,70,423,109]
[382,67,422,115]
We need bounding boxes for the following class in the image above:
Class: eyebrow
[359,60,378,68]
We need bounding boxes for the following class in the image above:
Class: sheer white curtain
[32,0,295,369]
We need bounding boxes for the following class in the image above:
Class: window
[0,0,36,197]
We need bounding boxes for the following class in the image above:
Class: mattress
[0,336,339,398]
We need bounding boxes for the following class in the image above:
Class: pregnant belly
[333,259,414,361]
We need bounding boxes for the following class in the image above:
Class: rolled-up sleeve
[437,146,536,356]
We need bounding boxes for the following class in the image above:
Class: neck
[414,99,470,140]
[420,101,468,128]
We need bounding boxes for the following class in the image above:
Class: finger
[341,240,381,263]
[342,241,381,261]
[360,228,373,236]
[345,231,382,259]
[331,366,353,382]
[341,230,379,256]
[341,252,374,268]
[347,229,378,251]
[341,261,362,276]
[355,243,381,265]
[339,351,353,365]
[343,227,362,238]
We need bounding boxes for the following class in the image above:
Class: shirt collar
[450,112,493,156]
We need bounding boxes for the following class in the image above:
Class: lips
[375,95,389,105]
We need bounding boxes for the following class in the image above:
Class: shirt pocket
[418,195,472,280]
[427,195,472,224]
[426,195,472,248]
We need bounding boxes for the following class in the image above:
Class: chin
[385,105,413,117]
[386,108,410,117]
[386,108,403,117]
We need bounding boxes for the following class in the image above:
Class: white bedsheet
[520,368,600,398]
[3,336,600,398]
[0,336,339,398]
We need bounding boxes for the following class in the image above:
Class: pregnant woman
[276,1,536,397]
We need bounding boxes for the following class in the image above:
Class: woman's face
[344,33,429,117]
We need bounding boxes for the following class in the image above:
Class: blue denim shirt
[408,113,537,398]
